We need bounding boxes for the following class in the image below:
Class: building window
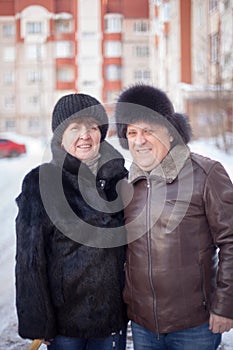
[104,14,122,33]
[26,45,46,60]
[57,67,74,82]
[28,118,40,131]
[223,0,230,10]
[104,41,122,57]
[224,52,231,66]
[2,23,15,37]
[134,21,149,33]
[134,70,151,80]
[81,32,96,39]
[134,71,142,80]
[163,2,170,22]
[195,52,205,74]
[3,47,15,62]
[210,33,218,63]
[55,19,72,33]
[197,3,205,27]
[26,21,44,34]
[4,71,15,85]
[29,96,40,106]
[134,46,150,57]
[105,65,121,81]
[209,0,218,11]
[4,96,15,109]
[82,81,96,87]
[153,0,162,5]
[55,41,73,58]
[27,70,42,84]
[5,119,16,130]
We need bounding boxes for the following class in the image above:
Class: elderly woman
[15,93,128,350]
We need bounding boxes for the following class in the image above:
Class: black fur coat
[15,140,128,340]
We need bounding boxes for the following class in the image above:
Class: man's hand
[209,313,233,333]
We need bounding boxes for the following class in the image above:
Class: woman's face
[61,118,101,160]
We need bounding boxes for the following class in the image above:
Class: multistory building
[150,0,233,137]
[0,0,150,136]
[0,0,78,135]
[0,0,232,137]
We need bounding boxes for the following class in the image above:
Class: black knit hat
[52,93,109,141]
[115,84,192,149]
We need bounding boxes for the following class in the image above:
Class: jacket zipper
[146,177,160,338]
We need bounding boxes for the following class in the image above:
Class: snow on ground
[0,134,50,350]
[0,132,232,350]
[189,137,233,182]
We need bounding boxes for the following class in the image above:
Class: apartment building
[0,0,150,136]
[0,0,78,135]
[150,0,233,137]
[0,0,232,137]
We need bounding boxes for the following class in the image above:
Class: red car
[0,138,26,158]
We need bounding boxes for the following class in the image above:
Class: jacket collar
[128,144,190,184]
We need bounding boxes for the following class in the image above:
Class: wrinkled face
[61,118,101,160]
[126,121,172,171]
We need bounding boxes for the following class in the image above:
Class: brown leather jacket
[123,145,233,334]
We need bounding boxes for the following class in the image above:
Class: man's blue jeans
[47,328,126,350]
[131,321,221,350]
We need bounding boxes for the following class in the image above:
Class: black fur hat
[52,93,109,142]
[115,84,192,149]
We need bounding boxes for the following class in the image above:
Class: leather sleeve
[204,162,233,319]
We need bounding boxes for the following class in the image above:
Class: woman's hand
[41,339,53,345]
[29,338,53,350]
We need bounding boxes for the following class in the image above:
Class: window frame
[2,23,15,37]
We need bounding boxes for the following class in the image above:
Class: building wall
[219,2,232,90]
[0,13,17,132]
[0,0,152,136]
[150,0,233,138]
[0,0,232,138]
[122,18,150,87]
[77,0,103,100]
[17,5,54,135]
[0,0,77,136]
[191,0,208,86]
[187,0,233,136]
[102,0,150,120]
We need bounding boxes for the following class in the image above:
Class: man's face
[126,121,172,171]
[62,118,101,160]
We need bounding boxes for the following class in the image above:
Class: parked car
[0,138,26,158]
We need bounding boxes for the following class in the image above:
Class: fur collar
[128,144,190,184]
[50,137,128,182]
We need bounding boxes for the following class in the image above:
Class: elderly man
[115,84,233,350]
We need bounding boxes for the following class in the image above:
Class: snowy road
[0,134,232,349]
[0,137,47,349]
